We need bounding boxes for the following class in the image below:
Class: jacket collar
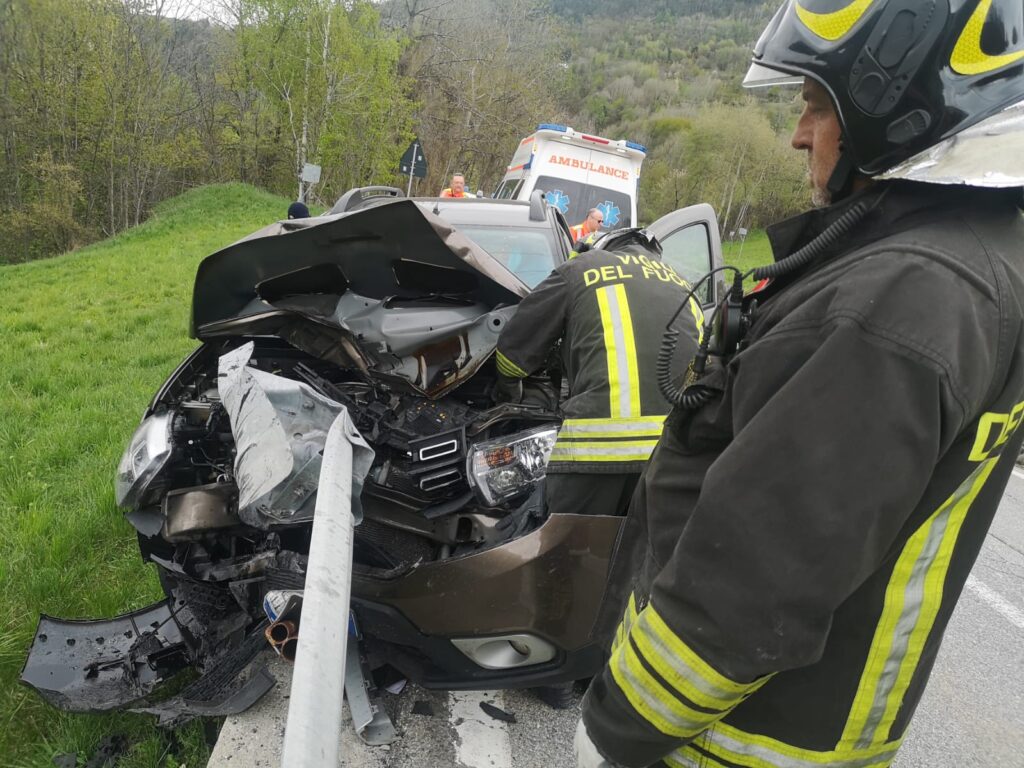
[764,181,992,266]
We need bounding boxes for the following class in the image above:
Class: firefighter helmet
[744,0,1024,176]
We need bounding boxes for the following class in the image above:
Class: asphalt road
[209,470,1024,768]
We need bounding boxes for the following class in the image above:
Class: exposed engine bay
[21,199,630,724]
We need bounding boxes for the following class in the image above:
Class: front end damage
[22,201,624,721]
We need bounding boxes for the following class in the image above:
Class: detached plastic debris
[480,701,517,723]
[411,700,435,717]
[263,589,304,623]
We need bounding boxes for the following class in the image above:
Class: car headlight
[467,425,558,507]
[115,413,173,509]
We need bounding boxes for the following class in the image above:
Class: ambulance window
[659,224,713,304]
[494,180,523,200]
[532,177,632,229]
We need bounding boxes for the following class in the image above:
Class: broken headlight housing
[467,425,558,507]
[115,412,173,509]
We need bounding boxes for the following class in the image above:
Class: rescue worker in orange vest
[574,1,1024,766]
[439,173,471,198]
[570,208,604,244]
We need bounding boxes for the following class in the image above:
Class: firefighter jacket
[581,181,1024,768]
[495,244,704,474]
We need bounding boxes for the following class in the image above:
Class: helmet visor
[742,61,803,89]
[877,100,1024,188]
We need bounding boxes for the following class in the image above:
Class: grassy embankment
[0,184,293,767]
[722,229,773,285]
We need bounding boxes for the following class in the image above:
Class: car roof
[409,198,557,228]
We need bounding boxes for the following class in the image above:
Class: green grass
[0,184,294,767]
[722,229,773,287]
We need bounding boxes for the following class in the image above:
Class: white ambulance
[494,124,647,230]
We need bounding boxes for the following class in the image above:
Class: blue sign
[597,201,621,228]
[545,190,570,214]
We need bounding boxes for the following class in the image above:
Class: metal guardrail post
[281,416,357,767]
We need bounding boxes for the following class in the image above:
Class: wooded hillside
[0,0,807,263]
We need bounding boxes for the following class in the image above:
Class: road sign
[400,139,427,179]
[301,163,322,184]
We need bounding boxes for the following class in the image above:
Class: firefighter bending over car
[575,1,1024,767]
[494,230,704,519]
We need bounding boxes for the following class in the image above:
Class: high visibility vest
[570,223,588,242]
[440,188,470,198]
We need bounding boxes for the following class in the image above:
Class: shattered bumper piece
[20,600,191,712]
[131,619,275,727]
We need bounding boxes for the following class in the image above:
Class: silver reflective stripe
[611,651,707,737]
[560,417,666,437]
[550,440,658,461]
[635,612,742,705]
[602,285,635,419]
[696,728,901,768]
[851,463,986,748]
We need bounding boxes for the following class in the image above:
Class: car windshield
[456,225,559,288]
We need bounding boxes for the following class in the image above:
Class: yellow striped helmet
[745,0,1024,175]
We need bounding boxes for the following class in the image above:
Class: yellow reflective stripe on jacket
[560,416,666,440]
[631,607,768,712]
[612,592,640,655]
[495,350,529,379]
[549,440,659,463]
[839,457,999,750]
[596,283,642,419]
[688,294,706,345]
[685,723,901,768]
[664,748,732,768]
[609,640,718,739]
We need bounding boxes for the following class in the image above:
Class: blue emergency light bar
[536,123,647,154]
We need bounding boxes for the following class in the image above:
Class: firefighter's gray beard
[808,167,832,209]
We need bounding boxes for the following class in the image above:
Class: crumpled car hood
[191,200,528,334]
[190,200,530,398]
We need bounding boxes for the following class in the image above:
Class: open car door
[645,203,724,307]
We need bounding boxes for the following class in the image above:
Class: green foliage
[0,183,290,765]
[0,0,414,261]
[557,4,808,229]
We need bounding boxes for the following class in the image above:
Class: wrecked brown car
[21,188,723,723]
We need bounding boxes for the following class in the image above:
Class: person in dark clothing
[287,201,310,219]
[576,2,1024,766]
[495,232,704,518]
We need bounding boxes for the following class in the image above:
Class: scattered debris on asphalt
[480,701,517,723]
[412,700,435,717]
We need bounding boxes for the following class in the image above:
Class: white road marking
[449,690,513,768]
[965,574,1024,631]
[1011,467,1024,483]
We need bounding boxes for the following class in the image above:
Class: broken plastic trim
[20,601,191,712]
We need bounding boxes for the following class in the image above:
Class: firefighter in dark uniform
[495,231,705,517]
[576,2,1024,766]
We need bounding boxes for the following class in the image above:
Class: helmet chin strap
[826,145,858,202]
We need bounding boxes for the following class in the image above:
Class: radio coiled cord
[659,196,876,409]
[658,267,743,407]
[752,201,869,281]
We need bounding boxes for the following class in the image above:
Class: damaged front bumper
[20,601,275,724]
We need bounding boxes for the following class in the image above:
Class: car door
[645,203,723,308]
